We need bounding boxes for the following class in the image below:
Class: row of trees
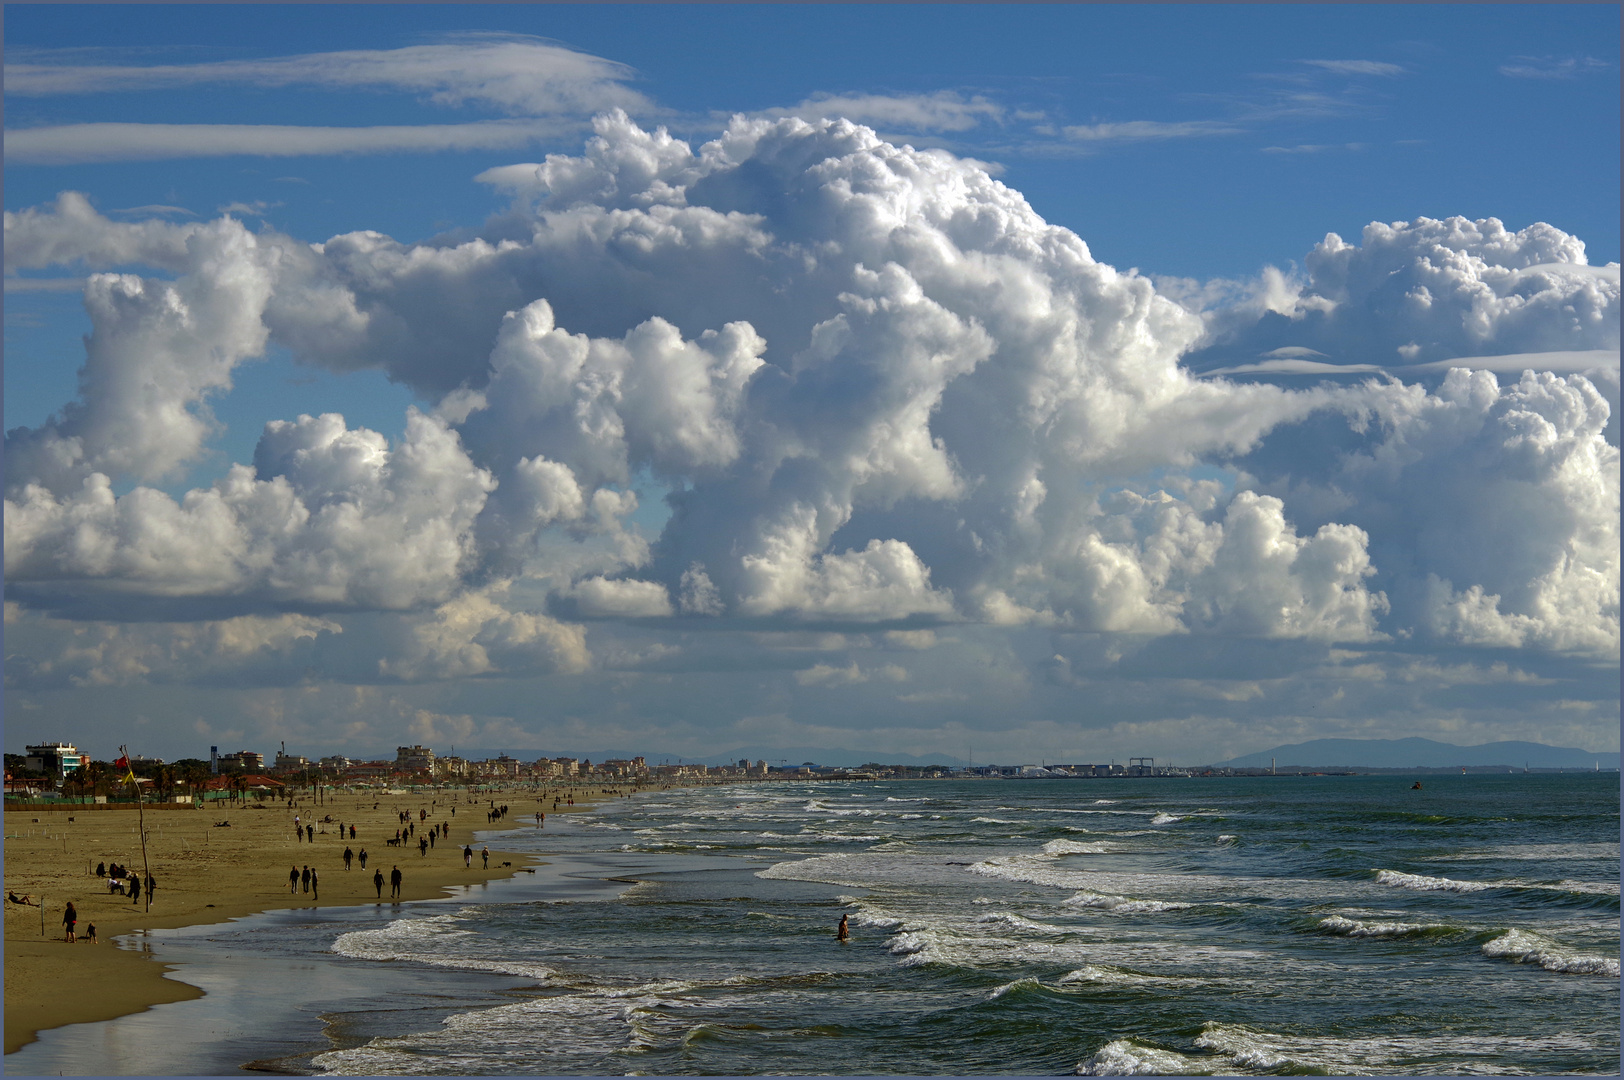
[3,755,263,802]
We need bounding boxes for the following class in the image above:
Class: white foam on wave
[1317,914,1452,938]
[1216,834,1238,845]
[999,805,1141,816]
[1063,890,1192,914]
[1375,869,1492,892]
[1057,965,1165,987]
[989,976,1043,999]
[975,911,1070,933]
[1192,1023,1314,1072]
[330,913,557,983]
[971,816,1023,825]
[1076,1039,1211,1075]
[1481,929,1621,976]
[1149,813,1181,825]
[311,985,706,1074]
[1042,838,1111,855]
[1376,869,1619,898]
[1546,878,1621,896]
[1430,841,1620,862]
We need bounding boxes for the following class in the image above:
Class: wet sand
[3,783,626,1056]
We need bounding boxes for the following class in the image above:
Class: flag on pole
[113,755,128,769]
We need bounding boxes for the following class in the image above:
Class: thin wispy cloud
[217,200,282,217]
[1300,59,1405,77]
[4,35,650,117]
[110,204,196,216]
[1061,119,1243,143]
[1262,142,1367,155]
[759,91,1003,133]
[1498,56,1608,80]
[5,119,565,164]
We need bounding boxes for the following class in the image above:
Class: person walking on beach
[344,846,354,870]
[146,874,156,905]
[307,824,315,843]
[428,830,435,850]
[301,866,311,893]
[390,866,402,898]
[290,865,300,893]
[129,874,141,905]
[359,848,368,870]
[481,846,490,869]
[85,922,97,944]
[419,836,428,857]
[310,867,319,900]
[63,901,77,942]
[373,869,384,898]
[350,824,357,840]
[463,844,472,868]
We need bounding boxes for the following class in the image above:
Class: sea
[9,773,1619,1076]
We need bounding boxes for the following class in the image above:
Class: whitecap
[1481,929,1621,976]
[331,913,558,983]
[1064,890,1192,914]
[1076,1039,1211,1075]
[1042,838,1111,856]
[989,976,1044,999]
[1374,868,1492,892]
[1149,813,1181,826]
[975,911,1070,933]
[1317,914,1452,938]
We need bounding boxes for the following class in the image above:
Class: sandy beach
[3,782,629,1056]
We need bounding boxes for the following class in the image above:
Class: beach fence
[4,798,199,811]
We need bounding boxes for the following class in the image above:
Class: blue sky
[4,5,1618,764]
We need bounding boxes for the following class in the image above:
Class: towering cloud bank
[5,111,1618,670]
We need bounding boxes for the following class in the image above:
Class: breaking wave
[1481,929,1620,976]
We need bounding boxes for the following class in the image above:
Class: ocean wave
[1374,869,1493,892]
[331,913,557,983]
[1057,965,1166,986]
[1481,929,1620,976]
[1063,890,1192,914]
[1149,813,1181,825]
[1375,869,1620,899]
[989,976,1045,999]
[1192,1023,1316,1073]
[1216,834,1238,845]
[1076,1039,1211,1075]
[970,816,1023,824]
[1317,915,1455,938]
[975,911,1070,933]
[1042,838,1111,855]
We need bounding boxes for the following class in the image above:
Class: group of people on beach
[97,861,153,904]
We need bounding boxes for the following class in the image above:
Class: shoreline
[3,781,643,1057]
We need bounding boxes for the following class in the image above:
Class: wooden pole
[123,745,153,914]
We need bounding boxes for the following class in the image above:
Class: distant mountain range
[1219,737,1619,771]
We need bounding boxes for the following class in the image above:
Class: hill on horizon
[1219,737,1619,770]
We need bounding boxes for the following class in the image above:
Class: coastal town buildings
[23,743,83,779]
[394,745,436,774]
